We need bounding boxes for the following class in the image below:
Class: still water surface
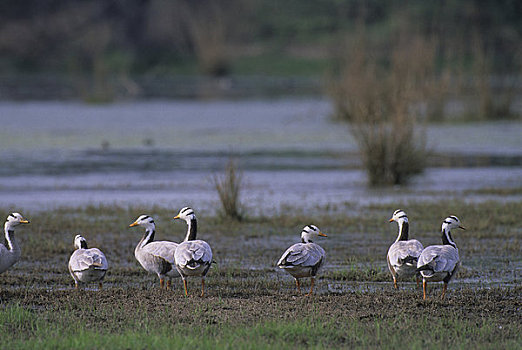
[1,99,521,212]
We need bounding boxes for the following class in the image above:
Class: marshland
[1,1,522,349]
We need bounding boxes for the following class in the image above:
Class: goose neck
[395,220,409,242]
[4,225,19,255]
[138,228,155,249]
[184,218,198,241]
[441,226,457,249]
[301,233,313,244]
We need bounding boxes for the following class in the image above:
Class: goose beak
[173,214,180,220]
[129,221,139,227]
[20,219,30,224]
[389,218,394,222]
[318,232,328,237]
[459,225,466,230]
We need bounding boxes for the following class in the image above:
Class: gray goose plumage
[277,225,327,296]
[68,235,108,290]
[0,213,29,275]
[129,215,179,289]
[387,209,424,289]
[417,215,466,300]
[173,207,213,297]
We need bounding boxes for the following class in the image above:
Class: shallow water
[1,99,521,212]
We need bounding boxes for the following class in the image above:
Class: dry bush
[470,35,520,120]
[212,159,244,221]
[328,32,438,186]
[177,0,231,76]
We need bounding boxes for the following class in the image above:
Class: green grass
[1,303,518,350]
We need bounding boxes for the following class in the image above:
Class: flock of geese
[0,208,464,300]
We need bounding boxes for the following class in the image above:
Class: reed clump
[328,31,438,186]
[212,159,244,221]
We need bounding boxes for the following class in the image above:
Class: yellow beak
[20,219,30,224]
[129,222,138,227]
[318,232,327,237]
[389,218,394,222]
[173,214,180,220]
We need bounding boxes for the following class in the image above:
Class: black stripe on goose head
[181,207,195,216]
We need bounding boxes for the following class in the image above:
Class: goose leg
[99,282,103,290]
[160,278,165,289]
[441,282,448,300]
[295,278,301,294]
[200,279,205,297]
[183,278,189,297]
[305,277,315,296]
[74,281,79,290]
[422,280,428,300]
[166,280,172,291]
[393,276,398,289]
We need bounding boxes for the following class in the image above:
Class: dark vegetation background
[1,0,520,102]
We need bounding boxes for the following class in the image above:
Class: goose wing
[175,240,212,269]
[417,245,459,273]
[388,239,424,266]
[69,248,108,272]
[277,243,325,268]
[142,241,178,264]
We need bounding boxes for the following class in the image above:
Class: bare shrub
[177,0,230,76]
[212,159,244,221]
[470,34,520,120]
[328,31,437,186]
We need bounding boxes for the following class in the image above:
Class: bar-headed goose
[68,235,108,290]
[277,225,327,296]
[417,215,465,300]
[0,213,30,275]
[173,207,213,297]
[387,209,424,289]
[129,215,179,289]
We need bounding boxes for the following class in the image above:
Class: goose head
[5,212,30,228]
[301,225,327,243]
[129,215,156,231]
[442,215,466,231]
[73,234,88,249]
[173,207,196,223]
[389,209,408,224]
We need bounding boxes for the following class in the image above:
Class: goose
[416,215,465,300]
[68,235,108,290]
[129,215,179,289]
[173,207,213,297]
[387,209,424,289]
[0,213,30,275]
[277,225,327,296]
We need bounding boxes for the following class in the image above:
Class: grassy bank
[0,200,520,348]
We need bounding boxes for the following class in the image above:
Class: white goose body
[173,207,213,297]
[68,235,108,289]
[417,215,465,300]
[277,225,327,296]
[0,213,30,275]
[417,245,459,282]
[387,210,424,288]
[129,215,179,289]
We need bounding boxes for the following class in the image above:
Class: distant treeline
[1,0,520,77]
